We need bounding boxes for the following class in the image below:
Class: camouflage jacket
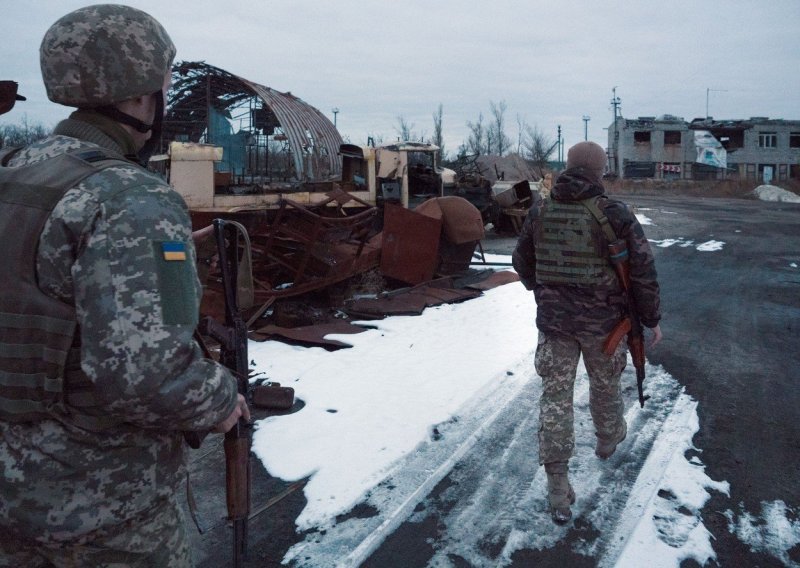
[512,168,661,337]
[0,110,238,543]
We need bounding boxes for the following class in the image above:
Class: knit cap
[566,141,607,177]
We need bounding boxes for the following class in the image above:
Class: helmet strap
[136,91,164,165]
[94,91,164,165]
[94,104,153,134]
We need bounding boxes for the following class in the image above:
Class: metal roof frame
[164,61,342,182]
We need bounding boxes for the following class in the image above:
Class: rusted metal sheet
[345,284,481,319]
[249,322,368,349]
[415,196,485,244]
[464,270,520,291]
[380,203,442,285]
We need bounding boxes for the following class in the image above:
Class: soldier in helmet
[0,5,248,566]
[513,141,662,524]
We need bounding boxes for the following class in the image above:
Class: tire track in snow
[284,357,686,567]
[403,360,685,567]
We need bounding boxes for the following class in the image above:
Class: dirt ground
[603,176,800,200]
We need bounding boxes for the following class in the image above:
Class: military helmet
[40,4,176,107]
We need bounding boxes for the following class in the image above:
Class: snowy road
[282,357,708,568]
[191,194,800,567]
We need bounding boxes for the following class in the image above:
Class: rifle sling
[580,196,620,244]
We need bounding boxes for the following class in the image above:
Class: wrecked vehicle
[156,61,514,327]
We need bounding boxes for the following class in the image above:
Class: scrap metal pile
[196,192,518,348]
[157,62,527,344]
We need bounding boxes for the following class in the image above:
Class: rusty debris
[380,204,442,285]
[249,322,368,349]
[252,189,379,298]
[157,62,537,335]
[491,180,535,234]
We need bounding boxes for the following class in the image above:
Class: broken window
[634,131,651,144]
[664,131,681,145]
[624,161,656,178]
[790,132,800,148]
[758,132,777,148]
[710,129,744,150]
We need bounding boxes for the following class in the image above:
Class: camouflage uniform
[0,5,238,566]
[513,168,661,465]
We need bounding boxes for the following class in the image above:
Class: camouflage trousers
[535,331,627,465]
[0,496,191,568]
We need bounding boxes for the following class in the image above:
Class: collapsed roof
[164,61,342,183]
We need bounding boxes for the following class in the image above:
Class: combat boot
[595,419,627,460]
[544,461,575,524]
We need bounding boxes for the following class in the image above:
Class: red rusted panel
[464,270,520,291]
[249,322,368,349]
[380,204,442,285]
[345,284,480,319]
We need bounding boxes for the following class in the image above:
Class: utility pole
[705,88,727,120]
[582,115,590,141]
[557,125,562,163]
[331,107,339,128]
[610,87,622,175]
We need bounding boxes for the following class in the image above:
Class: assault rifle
[192,219,252,567]
[602,238,649,408]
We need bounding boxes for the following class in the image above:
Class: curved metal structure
[164,61,342,183]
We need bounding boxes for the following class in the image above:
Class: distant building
[607,115,800,183]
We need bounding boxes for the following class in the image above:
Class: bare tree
[432,104,445,158]
[465,112,485,156]
[394,116,427,143]
[0,115,50,149]
[487,100,511,156]
[516,114,527,155]
[523,124,556,178]
[395,115,414,142]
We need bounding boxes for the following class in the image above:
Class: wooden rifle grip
[224,437,250,519]
[603,317,632,356]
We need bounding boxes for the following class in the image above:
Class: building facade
[607,115,800,182]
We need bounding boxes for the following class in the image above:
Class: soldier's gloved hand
[647,324,663,348]
[213,394,251,433]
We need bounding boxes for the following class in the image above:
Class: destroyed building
[607,115,800,183]
[163,61,342,189]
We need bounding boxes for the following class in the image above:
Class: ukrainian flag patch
[161,241,187,261]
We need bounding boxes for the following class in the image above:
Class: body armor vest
[534,198,615,285]
[0,148,124,426]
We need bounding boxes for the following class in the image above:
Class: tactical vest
[534,197,616,285]
[0,148,126,428]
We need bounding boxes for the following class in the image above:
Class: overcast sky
[3,0,799,157]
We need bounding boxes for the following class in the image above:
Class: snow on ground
[724,501,800,566]
[695,240,725,251]
[649,237,724,252]
[635,213,653,225]
[250,268,537,530]
[247,254,734,565]
[610,395,730,567]
[754,185,800,203]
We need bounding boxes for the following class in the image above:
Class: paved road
[191,194,800,567]
[478,194,800,566]
[621,195,800,566]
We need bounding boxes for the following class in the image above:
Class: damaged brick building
[607,115,800,183]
